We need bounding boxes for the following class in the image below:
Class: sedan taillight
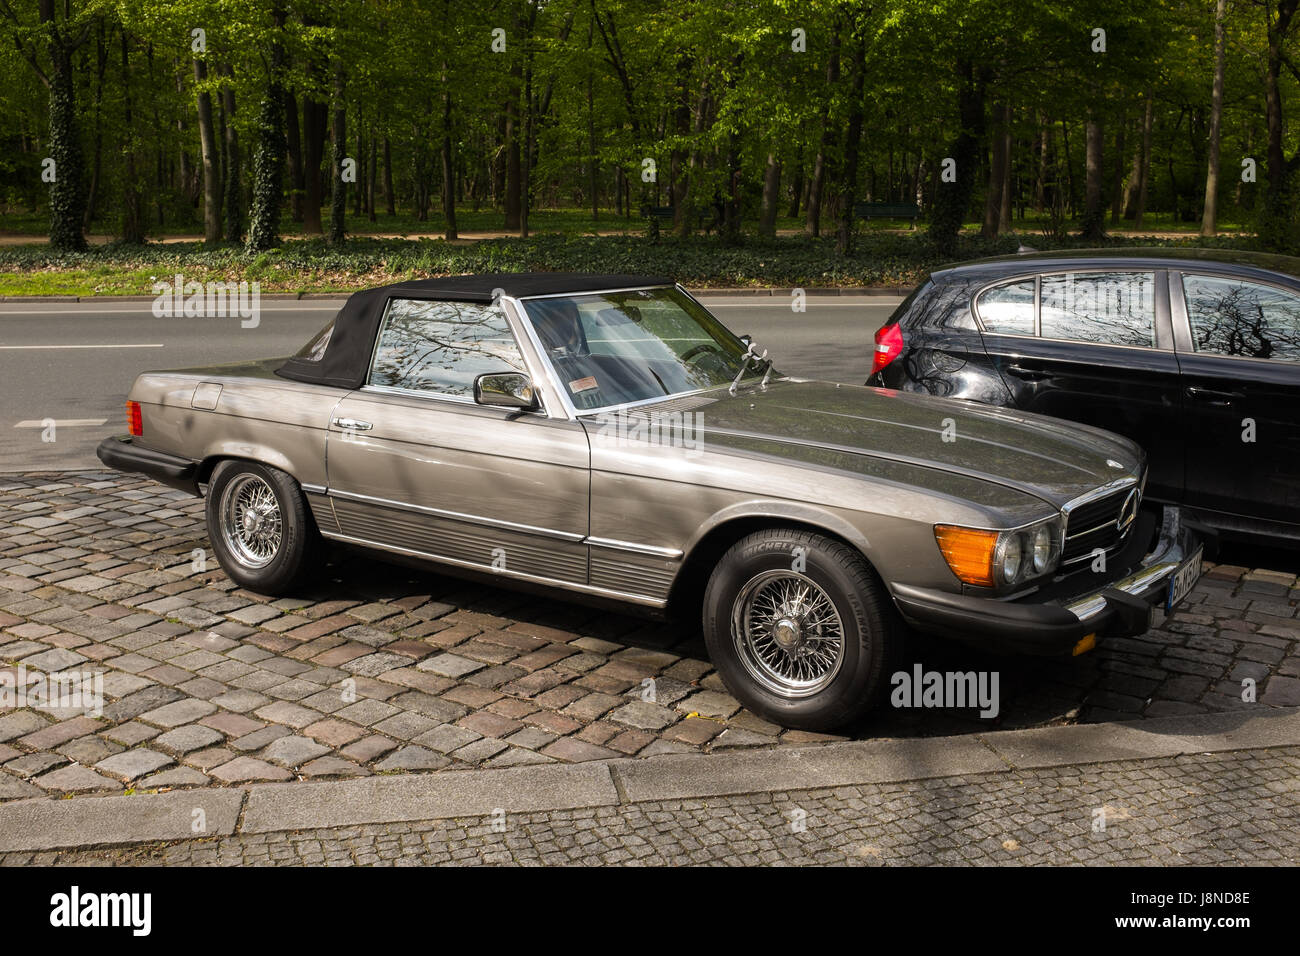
[871,322,904,377]
[126,401,143,437]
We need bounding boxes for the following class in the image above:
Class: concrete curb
[0,707,1296,853]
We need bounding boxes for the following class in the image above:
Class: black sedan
[867,248,1300,545]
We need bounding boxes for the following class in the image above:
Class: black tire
[205,460,321,595]
[702,528,901,731]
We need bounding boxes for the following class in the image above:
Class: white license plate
[1166,544,1204,611]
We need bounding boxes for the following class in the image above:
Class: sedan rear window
[1182,274,1300,362]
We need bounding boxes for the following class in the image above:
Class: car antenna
[729,340,767,395]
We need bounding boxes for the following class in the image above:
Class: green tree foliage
[1,0,1298,251]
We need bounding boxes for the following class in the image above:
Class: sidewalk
[2,708,1297,865]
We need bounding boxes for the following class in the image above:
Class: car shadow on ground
[317,548,1225,743]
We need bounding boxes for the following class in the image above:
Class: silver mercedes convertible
[98,273,1201,730]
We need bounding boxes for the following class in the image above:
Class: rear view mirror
[474,371,539,411]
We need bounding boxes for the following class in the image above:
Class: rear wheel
[206,460,321,595]
[702,528,900,731]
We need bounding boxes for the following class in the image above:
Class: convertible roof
[276,273,673,389]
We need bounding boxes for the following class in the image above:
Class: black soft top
[276,272,673,389]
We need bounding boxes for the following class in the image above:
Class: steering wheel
[681,342,726,365]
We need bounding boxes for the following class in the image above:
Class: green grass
[0,229,1276,298]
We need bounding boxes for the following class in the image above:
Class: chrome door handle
[1185,386,1243,404]
[1005,364,1050,382]
[331,417,373,431]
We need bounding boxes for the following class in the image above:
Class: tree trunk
[1110,113,1126,224]
[787,147,804,218]
[119,29,143,244]
[1034,115,1049,213]
[285,93,304,221]
[42,0,88,250]
[353,125,363,217]
[759,152,781,239]
[982,102,1010,238]
[302,95,326,234]
[84,20,106,231]
[929,61,985,255]
[588,53,599,221]
[1201,0,1228,237]
[329,63,346,244]
[1079,112,1105,240]
[246,4,287,251]
[220,65,242,241]
[836,39,867,254]
[383,137,395,214]
[1135,94,1153,228]
[504,16,523,235]
[440,26,458,241]
[806,27,841,237]
[367,131,377,223]
[999,119,1013,228]
[194,58,221,243]
[670,55,690,234]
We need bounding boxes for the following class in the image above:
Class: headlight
[1031,524,1053,574]
[935,516,1063,589]
[996,535,1023,582]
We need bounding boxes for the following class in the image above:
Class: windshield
[520,286,774,411]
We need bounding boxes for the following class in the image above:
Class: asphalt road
[0,294,900,471]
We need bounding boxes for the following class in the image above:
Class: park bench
[640,204,719,235]
[853,201,920,228]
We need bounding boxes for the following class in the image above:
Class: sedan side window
[368,298,526,397]
[1040,272,1156,347]
[975,279,1035,335]
[1182,274,1300,363]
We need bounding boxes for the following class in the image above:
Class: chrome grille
[1062,484,1140,566]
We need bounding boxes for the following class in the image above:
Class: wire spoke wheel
[219,474,283,570]
[730,569,846,698]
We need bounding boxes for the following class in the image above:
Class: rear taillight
[126,401,143,437]
[871,322,904,377]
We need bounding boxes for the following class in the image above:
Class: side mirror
[474,371,539,411]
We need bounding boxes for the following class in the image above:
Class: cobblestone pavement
[8,746,1297,865]
[2,471,1299,803]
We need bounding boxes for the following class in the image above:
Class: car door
[324,296,591,586]
[973,269,1186,505]
[1171,270,1300,529]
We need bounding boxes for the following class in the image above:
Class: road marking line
[14,419,107,428]
[0,344,164,349]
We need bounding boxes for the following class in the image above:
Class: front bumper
[891,505,1200,656]
[96,435,200,495]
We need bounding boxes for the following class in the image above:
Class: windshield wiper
[729,339,772,395]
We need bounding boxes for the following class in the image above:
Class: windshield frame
[511,283,778,418]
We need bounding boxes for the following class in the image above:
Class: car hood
[626,379,1143,508]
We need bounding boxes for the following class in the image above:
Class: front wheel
[205,460,321,595]
[702,529,900,731]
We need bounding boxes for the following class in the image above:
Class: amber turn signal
[934,524,998,587]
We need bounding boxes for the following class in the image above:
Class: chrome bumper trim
[1065,505,1191,622]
